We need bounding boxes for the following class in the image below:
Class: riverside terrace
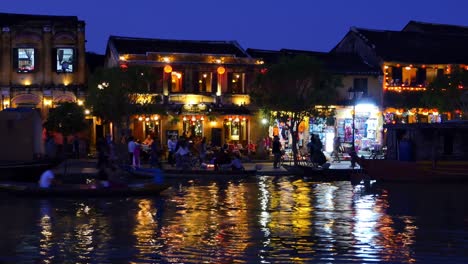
[49,158,361,181]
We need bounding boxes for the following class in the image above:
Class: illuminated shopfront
[335,103,382,151]
[383,108,448,124]
[182,115,204,138]
[223,116,248,142]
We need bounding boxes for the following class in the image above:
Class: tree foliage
[252,55,342,164]
[87,66,160,127]
[44,102,87,137]
[421,65,468,118]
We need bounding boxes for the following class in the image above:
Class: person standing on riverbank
[272,136,281,169]
[167,136,177,167]
[127,136,136,165]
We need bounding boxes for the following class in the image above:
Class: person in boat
[98,162,127,188]
[97,164,110,188]
[96,137,109,169]
[39,170,56,188]
[229,153,245,171]
[214,144,231,170]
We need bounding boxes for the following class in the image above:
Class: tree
[87,65,161,139]
[44,102,87,137]
[252,55,342,165]
[44,102,87,153]
[421,65,468,119]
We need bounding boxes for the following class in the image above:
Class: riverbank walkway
[51,158,360,178]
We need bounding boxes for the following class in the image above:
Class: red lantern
[164,65,173,73]
[217,66,226,75]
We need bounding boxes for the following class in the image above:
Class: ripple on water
[1,180,468,263]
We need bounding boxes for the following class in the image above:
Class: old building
[332,21,468,124]
[0,13,86,118]
[246,48,382,153]
[104,36,261,148]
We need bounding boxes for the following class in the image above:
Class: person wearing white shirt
[167,136,177,166]
[38,170,55,188]
[175,141,189,168]
[127,136,136,165]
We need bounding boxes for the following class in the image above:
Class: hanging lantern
[120,63,128,70]
[217,66,226,75]
[164,65,173,73]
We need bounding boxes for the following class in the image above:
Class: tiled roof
[246,48,283,64]
[109,36,250,57]
[403,20,468,36]
[0,12,80,26]
[353,27,468,64]
[246,48,381,75]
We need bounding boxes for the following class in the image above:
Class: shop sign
[182,103,207,113]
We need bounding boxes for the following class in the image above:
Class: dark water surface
[1,176,467,263]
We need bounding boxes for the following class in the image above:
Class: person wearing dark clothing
[272,136,282,169]
[96,137,108,169]
[72,135,80,159]
[309,134,326,166]
[214,146,230,170]
[230,153,244,171]
[150,139,161,168]
[332,136,342,163]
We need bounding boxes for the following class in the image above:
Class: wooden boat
[125,166,257,180]
[356,121,468,183]
[0,158,61,182]
[282,164,360,182]
[0,182,171,197]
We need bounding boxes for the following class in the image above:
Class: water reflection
[160,181,251,263]
[1,179,468,263]
[134,199,160,259]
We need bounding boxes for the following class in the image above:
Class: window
[15,48,36,73]
[223,117,247,141]
[416,68,426,85]
[227,73,244,93]
[183,119,203,137]
[197,72,212,93]
[353,78,368,94]
[170,71,183,92]
[402,67,417,86]
[392,67,402,85]
[56,48,75,73]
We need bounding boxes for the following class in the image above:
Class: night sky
[2,0,468,54]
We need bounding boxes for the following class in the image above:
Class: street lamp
[348,87,363,166]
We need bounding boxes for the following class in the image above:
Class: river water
[0,176,467,263]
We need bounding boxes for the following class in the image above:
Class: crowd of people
[38,130,342,189]
[167,135,245,171]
